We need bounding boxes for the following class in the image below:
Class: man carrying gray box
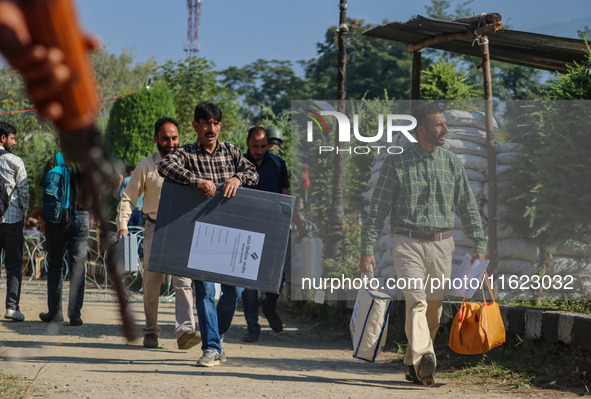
[158,102,258,367]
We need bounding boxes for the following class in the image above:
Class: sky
[77,0,591,73]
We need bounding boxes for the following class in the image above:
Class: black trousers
[0,221,24,311]
[44,211,90,319]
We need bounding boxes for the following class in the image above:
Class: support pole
[411,51,421,100]
[480,36,498,294]
[327,0,347,259]
[411,51,421,114]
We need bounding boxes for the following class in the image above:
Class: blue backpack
[42,152,72,223]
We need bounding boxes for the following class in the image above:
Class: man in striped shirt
[0,121,29,322]
[159,102,258,367]
[360,103,486,387]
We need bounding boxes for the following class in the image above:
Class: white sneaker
[196,349,220,367]
[5,309,25,321]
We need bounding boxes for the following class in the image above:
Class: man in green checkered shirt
[360,103,487,387]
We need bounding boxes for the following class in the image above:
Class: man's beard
[157,143,177,155]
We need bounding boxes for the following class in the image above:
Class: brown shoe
[177,330,202,350]
[143,333,159,348]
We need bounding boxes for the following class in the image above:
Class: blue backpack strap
[55,152,70,210]
[55,151,65,167]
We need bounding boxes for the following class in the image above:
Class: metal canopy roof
[363,15,588,73]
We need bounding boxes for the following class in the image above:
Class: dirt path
[0,280,577,398]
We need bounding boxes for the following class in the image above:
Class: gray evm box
[148,180,294,293]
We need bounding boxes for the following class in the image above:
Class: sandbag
[444,110,499,132]
[452,229,474,247]
[497,259,536,275]
[380,266,397,279]
[465,168,487,182]
[455,153,488,172]
[497,238,540,263]
[374,234,392,253]
[496,152,521,165]
[496,164,513,180]
[548,256,591,276]
[495,142,522,154]
[482,221,513,239]
[444,139,487,156]
[482,202,507,220]
[448,126,488,145]
[291,237,323,285]
[550,239,591,257]
[379,248,393,268]
[469,180,484,199]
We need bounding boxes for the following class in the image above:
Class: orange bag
[449,272,506,354]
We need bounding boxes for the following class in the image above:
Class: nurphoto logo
[302,108,417,155]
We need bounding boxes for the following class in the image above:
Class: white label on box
[187,222,265,280]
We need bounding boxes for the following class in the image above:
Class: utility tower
[184,0,201,56]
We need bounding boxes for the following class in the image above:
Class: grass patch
[434,332,591,394]
[0,370,38,398]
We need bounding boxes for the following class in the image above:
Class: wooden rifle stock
[21,0,98,131]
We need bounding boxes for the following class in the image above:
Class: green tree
[304,18,413,100]
[91,48,158,99]
[0,67,49,133]
[105,81,176,167]
[158,56,241,143]
[505,49,591,300]
[90,48,158,129]
[220,59,309,119]
[420,56,477,100]
[424,0,474,20]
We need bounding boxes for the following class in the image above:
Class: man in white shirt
[116,117,200,350]
[0,121,29,321]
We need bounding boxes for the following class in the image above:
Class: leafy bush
[105,81,176,167]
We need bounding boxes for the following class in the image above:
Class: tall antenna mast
[184,0,201,57]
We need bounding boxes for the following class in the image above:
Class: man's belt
[399,229,452,242]
[146,215,156,224]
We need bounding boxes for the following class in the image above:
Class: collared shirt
[116,152,164,231]
[244,151,289,194]
[0,145,29,224]
[158,140,258,187]
[361,143,487,255]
